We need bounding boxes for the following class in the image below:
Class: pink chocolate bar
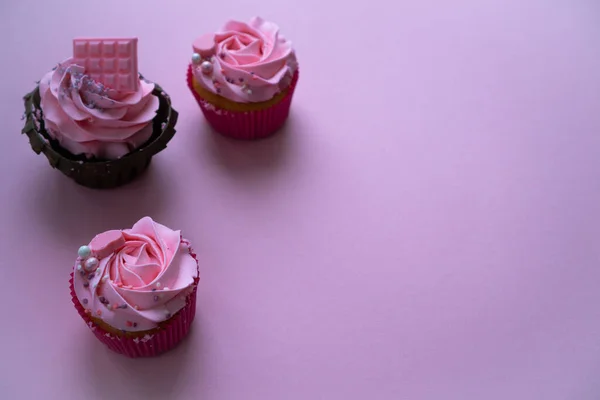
[72,37,139,93]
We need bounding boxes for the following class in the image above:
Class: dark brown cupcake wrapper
[22,81,178,189]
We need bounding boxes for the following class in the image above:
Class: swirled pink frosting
[39,58,159,159]
[192,17,298,103]
[73,217,199,332]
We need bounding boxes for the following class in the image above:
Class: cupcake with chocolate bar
[187,17,299,140]
[70,217,199,357]
[22,38,178,188]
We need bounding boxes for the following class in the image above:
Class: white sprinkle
[76,264,82,271]
[163,287,170,291]
[156,282,161,289]
[102,275,108,282]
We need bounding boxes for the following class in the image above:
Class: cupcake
[22,38,178,189]
[187,17,299,140]
[70,217,199,357]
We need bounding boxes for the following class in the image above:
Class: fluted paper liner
[22,80,178,189]
[69,245,199,358]
[187,64,299,140]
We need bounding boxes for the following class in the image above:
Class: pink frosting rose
[39,58,159,160]
[73,217,199,332]
[192,17,298,103]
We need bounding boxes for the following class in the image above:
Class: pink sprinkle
[126,321,133,327]
[96,309,102,316]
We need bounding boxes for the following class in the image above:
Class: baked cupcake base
[187,64,299,140]
[69,246,199,358]
[22,82,178,189]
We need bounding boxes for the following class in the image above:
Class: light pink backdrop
[1,0,600,398]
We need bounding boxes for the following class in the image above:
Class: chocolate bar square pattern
[73,38,139,93]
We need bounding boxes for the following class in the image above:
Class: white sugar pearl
[156,282,162,289]
[76,264,82,271]
[200,61,213,74]
[84,257,99,271]
[78,245,91,259]
[192,53,201,64]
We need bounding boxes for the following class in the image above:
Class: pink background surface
[1,0,600,398]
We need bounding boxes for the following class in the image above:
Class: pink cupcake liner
[69,246,199,358]
[187,64,299,140]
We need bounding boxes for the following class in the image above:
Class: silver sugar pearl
[84,257,99,272]
[200,61,213,75]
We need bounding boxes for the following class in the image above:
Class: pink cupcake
[70,217,199,357]
[187,17,299,140]
[22,38,178,189]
